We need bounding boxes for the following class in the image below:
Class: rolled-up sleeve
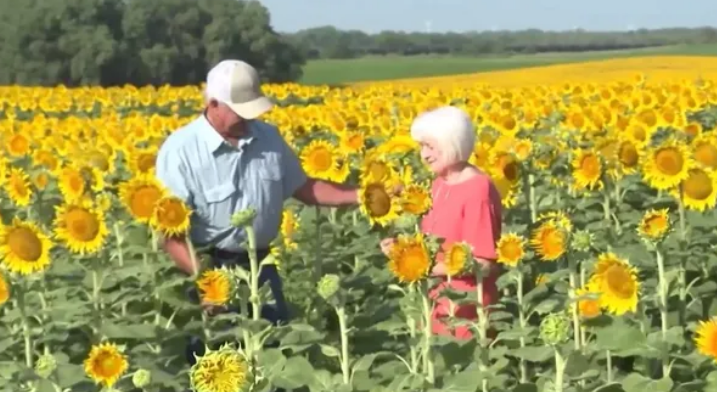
[279,138,308,200]
[155,146,193,207]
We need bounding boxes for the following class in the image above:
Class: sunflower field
[2,64,717,392]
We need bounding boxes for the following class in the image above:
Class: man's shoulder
[252,119,282,139]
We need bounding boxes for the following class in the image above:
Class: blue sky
[257,0,716,33]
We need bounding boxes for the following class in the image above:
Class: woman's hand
[380,237,395,256]
[431,262,446,276]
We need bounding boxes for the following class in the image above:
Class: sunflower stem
[113,223,128,317]
[606,349,613,383]
[336,305,351,386]
[420,281,435,385]
[475,271,489,392]
[568,268,582,351]
[244,225,262,322]
[554,347,566,392]
[407,285,419,375]
[655,246,670,378]
[91,268,102,337]
[516,269,528,383]
[676,192,687,327]
[18,282,33,369]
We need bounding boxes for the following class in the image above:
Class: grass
[299,44,717,85]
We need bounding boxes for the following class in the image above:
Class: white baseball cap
[204,60,274,119]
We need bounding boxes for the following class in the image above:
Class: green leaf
[352,353,379,373]
[102,323,157,339]
[705,371,717,392]
[621,373,673,392]
[442,363,483,391]
[320,344,341,358]
[272,355,316,390]
[55,363,86,388]
[510,346,553,362]
[595,319,647,353]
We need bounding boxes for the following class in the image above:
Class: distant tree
[0,0,305,86]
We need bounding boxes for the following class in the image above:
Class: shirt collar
[198,112,257,153]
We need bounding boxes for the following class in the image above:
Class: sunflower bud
[132,369,151,389]
[539,312,571,346]
[571,229,594,252]
[317,274,341,301]
[231,209,257,228]
[393,213,418,232]
[34,353,57,379]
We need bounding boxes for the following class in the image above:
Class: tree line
[287,26,717,59]
[1,0,715,87]
[0,0,305,87]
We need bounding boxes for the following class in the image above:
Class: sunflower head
[0,271,9,306]
[0,218,53,276]
[4,167,33,207]
[641,140,693,191]
[637,208,670,243]
[387,233,433,284]
[694,317,717,363]
[358,179,401,227]
[679,167,717,212]
[400,184,432,216]
[530,221,568,262]
[496,233,525,267]
[445,242,472,277]
[196,268,234,306]
[118,175,166,223]
[53,201,108,255]
[588,252,640,316]
[300,139,338,181]
[190,343,250,392]
[571,149,603,190]
[280,209,300,250]
[150,196,191,237]
[83,342,129,388]
[575,285,602,320]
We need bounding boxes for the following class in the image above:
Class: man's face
[207,99,245,135]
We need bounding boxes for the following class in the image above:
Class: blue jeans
[185,248,289,365]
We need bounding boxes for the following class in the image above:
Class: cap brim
[228,96,274,120]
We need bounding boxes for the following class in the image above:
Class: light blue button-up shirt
[155,114,307,251]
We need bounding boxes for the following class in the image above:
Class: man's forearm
[294,178,358,207]
[163,236,199,276]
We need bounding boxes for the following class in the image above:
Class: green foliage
[0,0,305,86]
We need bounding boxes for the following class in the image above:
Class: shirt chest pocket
[200,182,237,228]
[255,164,283,209]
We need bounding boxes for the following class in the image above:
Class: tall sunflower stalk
[474,266,490,392]
[638,208,672,377]
[539,312,571,392]
[317,274,351,386]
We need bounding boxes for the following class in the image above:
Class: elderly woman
[381,105,503,340]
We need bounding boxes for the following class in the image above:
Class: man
[154,59,359,362]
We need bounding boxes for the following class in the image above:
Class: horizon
[257,0,717,34]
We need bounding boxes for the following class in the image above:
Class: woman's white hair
[410,106,476,164]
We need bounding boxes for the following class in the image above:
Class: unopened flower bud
[231,209,257,227]
[34,353,57,379]
[132,369,151,389]
[539,312,571,346]
[317,274,340,301]
[571,229,594,252]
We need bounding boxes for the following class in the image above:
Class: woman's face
[419,137,450,174]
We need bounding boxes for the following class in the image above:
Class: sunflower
[496,233,526,267]
[358,179,401,227]
[387,233,432,284]
[588,252,640,316]
[378,134,418,156]
[150,196,191,237]
[300,139,339,181]
[400,184,432,216]
[339,130,366,154]
[575,286,602,319]
[0,271,9,306]
[617,139,640,175]
[279,209,299,250]
[444,242,472,277]
[678,167,717,212]
[571,149,603,190]
[692,134,717,170]
[83,342,128,388]
[126,146,158,175]
[6,133,31,157]
[530,221,567,262]
[0,218,53,276]
[4,167,33,207]
[641,140,693,191]
[490,151,520,182]
[53,201,109,255]
[694,317,717,362]
[190,344,250,392]
[197,269,233,305]
[537,211,573,232]
[637,208,670,242]
[361,156,397,184]
[57,165,87,202]
[118,175,166,223]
